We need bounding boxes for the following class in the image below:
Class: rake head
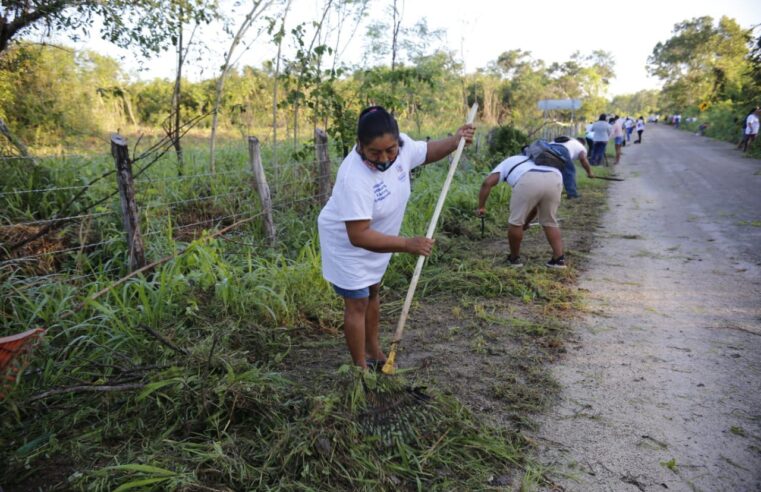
[358,382,438,445]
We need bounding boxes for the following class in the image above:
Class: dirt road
[536,125,761,491]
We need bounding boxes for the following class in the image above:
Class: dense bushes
[485,125,529,164]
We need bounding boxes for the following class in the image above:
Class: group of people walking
[317,106,598,369]
[585,114,645,166]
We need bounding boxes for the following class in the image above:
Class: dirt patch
[281,181,607,443]
[0,223,101,275]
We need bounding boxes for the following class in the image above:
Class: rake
[592,175,624,181]
[382,103,478,375]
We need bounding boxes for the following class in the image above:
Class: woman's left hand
[456,124,476,145]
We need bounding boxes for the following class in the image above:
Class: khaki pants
[508,171,562,227]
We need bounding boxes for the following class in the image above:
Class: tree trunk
[292,0,333,149]
[210,0,272,175]
[0,118,36,165]
[119,88,137,126]
[171,8,184,176]
[391,0,401,79]
[272,0,293,183]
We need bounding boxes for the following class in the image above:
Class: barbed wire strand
[0,238,120,266]
[2,211,117,227]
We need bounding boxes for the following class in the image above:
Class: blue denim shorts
[331,283,370,299]
[614,136,624,145]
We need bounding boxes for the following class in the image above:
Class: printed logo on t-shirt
[397,166,407,182]
[373,181,391,202]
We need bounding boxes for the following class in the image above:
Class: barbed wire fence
[0,127,336,281]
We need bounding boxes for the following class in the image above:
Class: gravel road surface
[536,124,761,491]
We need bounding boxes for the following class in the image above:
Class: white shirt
[318,133,428,290]
[746,114,759,135]
[490,155,562,188]
[624,118,634,129]
[558,138,586,161]
[636,119,645,131]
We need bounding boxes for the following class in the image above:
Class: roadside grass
[1,138,608,490]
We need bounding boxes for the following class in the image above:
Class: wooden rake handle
[383,103,478,374]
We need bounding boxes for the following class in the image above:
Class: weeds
[1,139,607,490]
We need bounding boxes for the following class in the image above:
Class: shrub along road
[534,124,761,490]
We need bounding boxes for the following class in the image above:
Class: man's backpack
[522,140,570,170]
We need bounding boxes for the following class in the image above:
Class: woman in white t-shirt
[318,106,474,369]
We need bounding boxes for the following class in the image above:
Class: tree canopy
[0,1,217,56]
[648,16,752,111]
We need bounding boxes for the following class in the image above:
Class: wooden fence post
[247,136,276,246]
[314,128,331,206]
[111,134,145,271]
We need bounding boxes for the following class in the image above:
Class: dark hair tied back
[357,106,401,146]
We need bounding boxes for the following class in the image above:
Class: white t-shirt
[490,155,562,188]
[624,118,634,129]
[746,114,759,135]
[317,133,428,290]
[636,119,645,131]
[558,138,586,161]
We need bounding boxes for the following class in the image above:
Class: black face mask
[358,150,397,172]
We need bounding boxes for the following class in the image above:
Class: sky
[69,0,761,97]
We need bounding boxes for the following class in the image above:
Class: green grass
[1,134,605,490]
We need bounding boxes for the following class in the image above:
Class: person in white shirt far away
[737,107,760,152]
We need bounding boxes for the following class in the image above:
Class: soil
[532,125,761,491]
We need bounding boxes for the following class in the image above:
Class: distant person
[610,115,624,164]
[635,116,645,143]
[624,116,634,143]
[674,113,682,129]
[697,122,708,136]
[476,154,567,268]
[590,114,611,165]
[737,107,760,152]
[318,105,474,369]
[554,135,595,199]
[585,122,595,153]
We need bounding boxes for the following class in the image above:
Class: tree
[609,90,660,118]
[209,0,276,174]
[648,16,751,111]
[0,1,217,56]
[0,43,130,144]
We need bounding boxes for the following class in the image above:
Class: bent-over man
[476,155,567,269]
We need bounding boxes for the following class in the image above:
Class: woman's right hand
[404,236,435,256]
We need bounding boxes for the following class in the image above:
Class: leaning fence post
[314,128,331,206]
[247,136,276,246]
[111,134,145,271]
